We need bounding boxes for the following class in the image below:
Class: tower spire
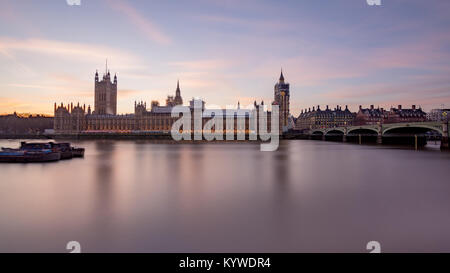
[174,79,183,105]
[279,68,285,83]
[105,59,108,75]
[176,79,180,96]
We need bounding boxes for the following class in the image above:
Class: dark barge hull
[72,148,85,157]
[60,151,73,160]
[0,152,61,163]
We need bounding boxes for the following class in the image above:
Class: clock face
[280,91,285,96]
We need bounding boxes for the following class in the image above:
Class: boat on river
[0,142,84,163]
[71,147,85,157]
[48,142,73,159]
[0,143,61,163]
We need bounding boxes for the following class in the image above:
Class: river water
[0,139,449,252]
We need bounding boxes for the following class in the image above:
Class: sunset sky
[0,0,450,116]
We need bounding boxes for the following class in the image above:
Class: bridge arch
[311,130,324,135]
[325,129,345,135]
[347,127,378,135]
[382,125,443,135]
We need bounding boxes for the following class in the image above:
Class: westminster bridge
[295,121,449,149]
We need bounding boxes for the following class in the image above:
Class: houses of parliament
[53,65,290,134]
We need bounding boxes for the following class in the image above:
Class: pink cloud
[0,37,143,70]
[106,0,171,45]
[168,59,236,71]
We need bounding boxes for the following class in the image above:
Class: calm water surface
[0,139,450,252]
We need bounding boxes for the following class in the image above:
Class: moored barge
[0,143,61,163]
[0,142,84,163]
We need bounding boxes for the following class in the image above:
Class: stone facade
[54,67,273,135]
[273,70,290,132]
[295,105,355,131]
[94,69,117,115]
[354,105,387,125]
[0,113,53,134]
[355,104,427,125]
[428,109,450,122]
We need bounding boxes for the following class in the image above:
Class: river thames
[0,139,449,252]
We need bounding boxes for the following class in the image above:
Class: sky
[0,0,450,116]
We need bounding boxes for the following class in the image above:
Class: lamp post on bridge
[441,121,449,150]
[377,121,383,144]
[343,122,347,142]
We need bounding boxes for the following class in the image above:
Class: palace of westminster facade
[53,64,429,135]
[53,66,291,134]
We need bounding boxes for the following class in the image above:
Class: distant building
[427,108,450,122]
[0,113,53,134]
[355,104,427,125]
[355,105,387,125]
[94,65,117,115]
[166,80,183,107]
[54,73,187,133]
[386,105,427,123]
[273,69,290,132]
[295,105,355,131]
[54,65,273,134]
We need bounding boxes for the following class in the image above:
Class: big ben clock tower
[273,69,290,132]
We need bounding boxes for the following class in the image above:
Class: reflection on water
[0,139,450,252]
